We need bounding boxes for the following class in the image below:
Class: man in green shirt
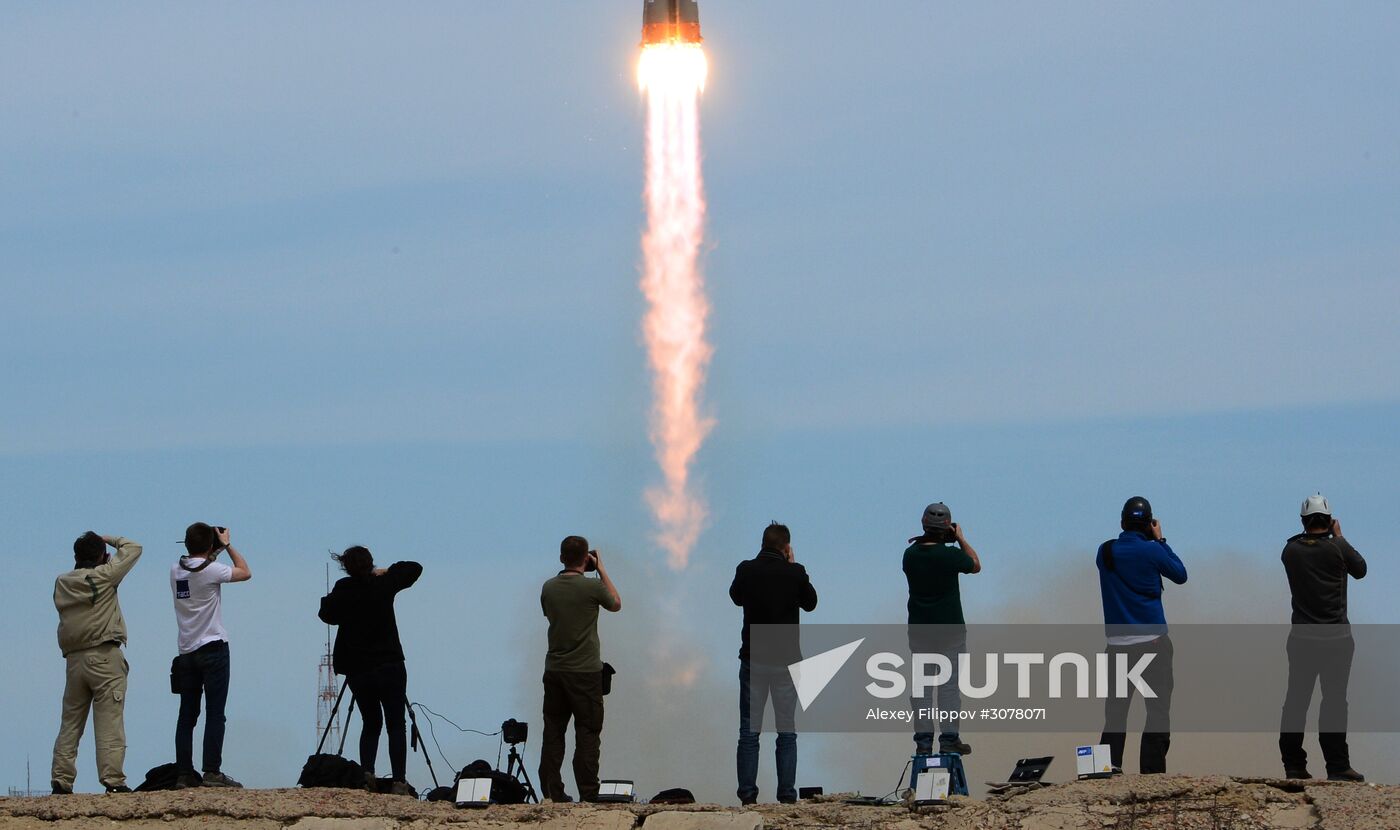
[904,503,981,756]
[538,536,622,802]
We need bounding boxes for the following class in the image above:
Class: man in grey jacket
[51,532,142,794]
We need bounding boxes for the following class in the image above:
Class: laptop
[454,777,492,808]
[596,780,635,804]
[985,756,1054,793]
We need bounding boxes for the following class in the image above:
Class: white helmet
[1300,493,1332,518]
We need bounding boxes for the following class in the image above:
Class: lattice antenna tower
[6,756,49,797]
[315,560,341,746]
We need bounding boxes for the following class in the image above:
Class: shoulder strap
[1099,540,1117,572]
[179,556,215,574]
[1100,539,1160,599]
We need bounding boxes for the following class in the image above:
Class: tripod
[503,741,538,804]
[405,699,442,791]
[316,681,356,757]
[325,679,439,793]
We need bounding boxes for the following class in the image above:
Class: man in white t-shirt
[170,522,252,789]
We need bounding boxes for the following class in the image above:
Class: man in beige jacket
[51,532,142,794]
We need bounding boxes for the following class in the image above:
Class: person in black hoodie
[729,521,818,805]
[318,546,423,794]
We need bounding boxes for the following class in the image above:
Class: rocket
[642,0,702,46]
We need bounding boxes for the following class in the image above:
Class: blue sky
[3,1,1398,799]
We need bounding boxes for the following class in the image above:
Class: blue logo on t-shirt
[176,579,191,599]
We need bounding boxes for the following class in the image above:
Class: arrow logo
[788,638,865,710]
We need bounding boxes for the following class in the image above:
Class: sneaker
[1110,766,1124,776]
[1327,768,1366,783]
[739,797,757,806]
[50,783,73,795]
[1284,768,1312,780]
[201,771,243,788]
[938,738,972,756]
[105,785,133,794]
[175,773,203,790]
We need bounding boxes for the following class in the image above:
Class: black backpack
[299,681,367,790]
[299,753,367,789]
[457,760,528,805]
[651,788,696,805]
[134,763,181,792]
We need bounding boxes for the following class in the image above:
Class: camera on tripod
[502,718,528,746]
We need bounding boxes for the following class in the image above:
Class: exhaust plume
[638,44,713,570]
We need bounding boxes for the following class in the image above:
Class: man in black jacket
[729,522,818,805]
[318,546,423,794]
[1279,495,1367,782]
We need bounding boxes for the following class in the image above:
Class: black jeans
[1279,632,1355,774]
[346,661,408,780]
[1100,635,1174,774]
[173,640,230,774]
[538,670,604,802]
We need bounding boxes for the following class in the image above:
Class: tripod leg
[509,747,538,804]
[316,681,349,756]
[337,695,357,757]
[405,702,441,790]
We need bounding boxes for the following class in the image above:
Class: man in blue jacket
[1097,496,1187,774]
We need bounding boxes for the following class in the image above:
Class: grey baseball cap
[922,502,953,531]
[1301,493,1331,517]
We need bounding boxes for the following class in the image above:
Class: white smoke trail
[639,44,713,570]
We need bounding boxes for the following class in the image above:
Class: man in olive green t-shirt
[538,536,622,802]
[904,503,981,756]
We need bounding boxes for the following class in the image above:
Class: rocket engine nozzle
[642,0,702,46]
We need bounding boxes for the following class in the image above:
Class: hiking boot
[201,771,243,788]
[105,785,133,794]
[939,738,972,756]
[50,783,73,795]
[1327,768,1365,783]
[914,741,934,756]
[175,772,203,790]
[1284,768,1312,780]
[386,780,416,798]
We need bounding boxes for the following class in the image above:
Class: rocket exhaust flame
[638,43,712,570]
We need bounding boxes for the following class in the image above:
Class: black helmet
[1121,496,1153,523]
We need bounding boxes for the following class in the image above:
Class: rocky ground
[1,776,1396,830]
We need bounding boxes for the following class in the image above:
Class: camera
[585,550,598,573]
[502,718,529,745]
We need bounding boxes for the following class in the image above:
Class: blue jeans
[909,626,965,751]
[173,640,230,774]
[737,661,797,803]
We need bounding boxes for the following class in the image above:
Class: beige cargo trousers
[51,642,128,790]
